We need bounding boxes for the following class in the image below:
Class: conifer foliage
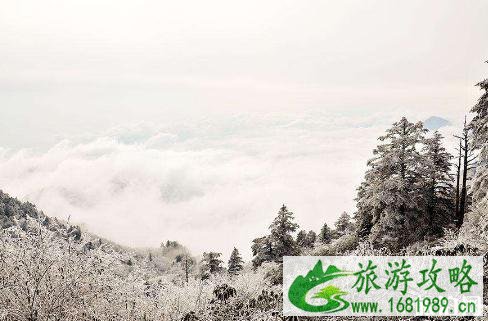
[200,252,223,280]
[227,247,244,275]
[306,230,317,246]
[355,117,456,249]
[268,204,299,260]
[251,204,299,266]
[296,230,316,248]
[420,131,454,235]
[470,68,488,205]
[319,222,333,244]
[296,230,307,247]
[251,236,273,268]
[334,211,354,236]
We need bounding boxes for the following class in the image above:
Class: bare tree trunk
[185,255,189,283]
[458,135,468,228]
[458,118,470,228]
[455,139,462,219]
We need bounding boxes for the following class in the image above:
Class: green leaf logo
[288,260,352,313]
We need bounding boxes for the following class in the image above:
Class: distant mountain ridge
[424,116,451,131]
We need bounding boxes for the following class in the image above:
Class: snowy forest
[0,70,487,321]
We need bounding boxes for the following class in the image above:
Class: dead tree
[454,117,478,227]
[184,254,191,283]
[454,138,462,217]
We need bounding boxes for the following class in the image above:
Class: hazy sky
[0,0,487,258]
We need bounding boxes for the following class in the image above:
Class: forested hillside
[1,69,487,320]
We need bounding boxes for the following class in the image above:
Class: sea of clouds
[0,111,460,258]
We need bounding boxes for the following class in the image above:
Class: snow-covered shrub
[311,233,359,256]
[346,240,391,256]
[460,202,488,251]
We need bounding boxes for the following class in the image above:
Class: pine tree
[420,131,455,235]
[470,69,488,205]
[334,211,354,236]
[251,236,273,268]
[356,117,426,249]
[268,204,299,261]
[296,230,316,248]
[319,222,333,244]
[251,204,299,266]
[227,247,244,275]
[354,181,375,238]
[200,252,223,280]
[306,230,317,247]
[296,230,307,247]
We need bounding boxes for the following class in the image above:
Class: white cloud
[0,112,402,259]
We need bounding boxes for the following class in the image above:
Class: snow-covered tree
[296,230,307,247]
[354,181,375,238]
[175,253,195,283]
[319,222,333,244]
[420,131,455,234]
[268,204,299,261]
[200,252,223,279]
[251,236,273,268]
[470,70,488,205]
[251,204,299,266]
[306,230,317,247]
[334,211,354,236]
[296,230,316,248]
[227,247,244,275]
[356,117,427,249]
